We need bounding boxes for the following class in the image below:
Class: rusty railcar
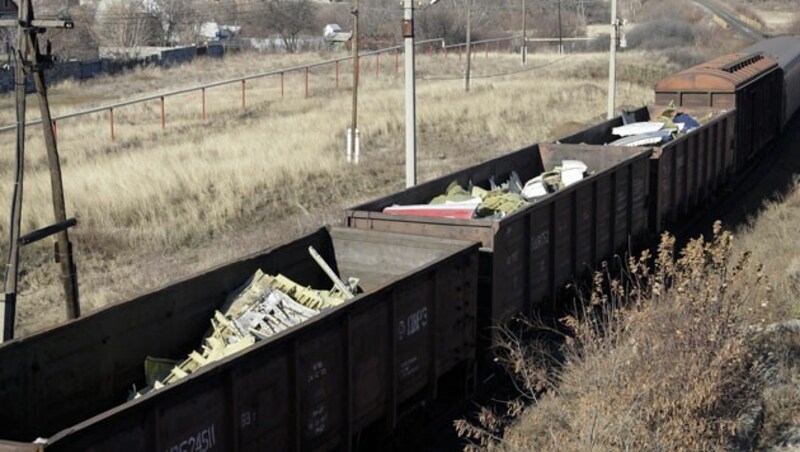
[346,144,652,339]
[742,36,800,128]
[654,52,781,174]
[0,227,479,451]
[557,106,736,233]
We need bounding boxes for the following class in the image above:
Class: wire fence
[0,34,583,142]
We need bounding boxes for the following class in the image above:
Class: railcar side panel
[0,228,479,451]
[557,106,736,233]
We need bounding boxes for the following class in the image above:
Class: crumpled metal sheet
[132,265,356,399]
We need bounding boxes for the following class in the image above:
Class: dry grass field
[0,50,669,336]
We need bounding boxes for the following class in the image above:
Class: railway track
[693,0,770,41]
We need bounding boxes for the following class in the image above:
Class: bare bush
[359,0,400,48]
[48,6,100,61]
[153,0,204,46]
[635,0,704,23]
[416,0,497,43]
[627,18,696,50]
[314,4,352,36]
[458,223,771,450]
[662,46,708,69]
[417,7,467,43]
[262,0,316,53]
[92,0,161,48]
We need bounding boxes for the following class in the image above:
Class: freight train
[1,36,799,451]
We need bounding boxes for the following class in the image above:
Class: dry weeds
[736,177,800,319]
[461,224,772,450]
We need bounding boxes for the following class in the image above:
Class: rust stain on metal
[655,52,778,92]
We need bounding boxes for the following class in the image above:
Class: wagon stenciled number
[166,424,216,452]
[240,410,257,429]
[531,231,550,252]
[398,307,428,341]
[308,405,328,435]
[307,361,328,383]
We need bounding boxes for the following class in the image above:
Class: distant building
[323,24,351,51]
[200,22,242,42]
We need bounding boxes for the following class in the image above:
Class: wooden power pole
[1,0,77,342]
[521,0,527,65]
[464,0,473,92]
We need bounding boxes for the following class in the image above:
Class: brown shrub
[458,223,771,450]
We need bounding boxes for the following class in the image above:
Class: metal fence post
[336,60,340,89]
[109,108,115,141]
[281,72,285,99]
[160,97,165,130]
[201,88,206,120]
[485,42,488,58]
[395,48,400,76]
[305,67,309,97]
[241,80,246,109]
[376,52,380,78]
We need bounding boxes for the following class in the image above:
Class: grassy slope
[0,50,670,336]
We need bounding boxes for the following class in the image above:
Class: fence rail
[0,35,537,139]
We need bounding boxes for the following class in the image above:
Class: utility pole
[402,0,416,187]
[558,0,563,54]
[348,0,360,164]
[464,0,473,92]
[607,0,618,119]
[3,0,28,342]
[1,0,77,342]
[521,0,527,65]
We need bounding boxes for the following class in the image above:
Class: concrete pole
[607,0,618,119]
[350,0,359,161]
[403,0,417,187]
[522,0,527,65]
[558,0,563,54]
[465,0,473,92]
